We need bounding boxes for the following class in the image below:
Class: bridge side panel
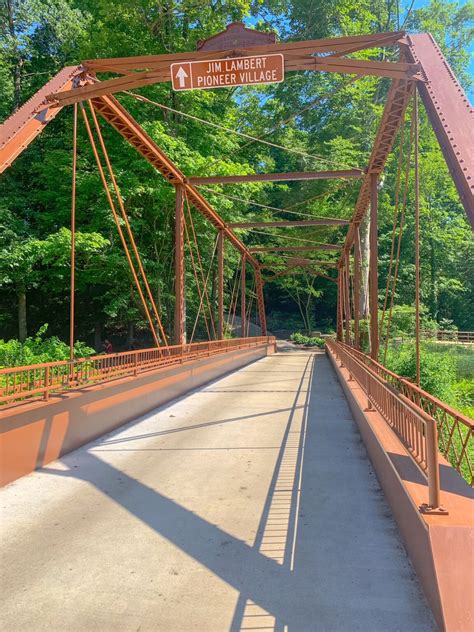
[407,33,474,228]
[0,344,274,487]
[0,66,83,174]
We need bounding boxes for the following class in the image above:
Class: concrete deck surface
[1,346,436,631]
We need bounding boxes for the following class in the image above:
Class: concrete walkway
[1,346,435,631]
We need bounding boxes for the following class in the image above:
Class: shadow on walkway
[42,352,434,631]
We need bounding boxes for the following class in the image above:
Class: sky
[245,0,473,96]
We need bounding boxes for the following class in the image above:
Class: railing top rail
[0,336,274,375]
[335,340,473,431]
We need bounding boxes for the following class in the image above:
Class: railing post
[44,366,50,401]
[424,418,444,512]
[366,370,372,411]
[134,352,138,377]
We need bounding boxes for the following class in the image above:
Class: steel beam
[189,170,362,185]
[174,184,185,345]
[254,267,267,335]
[49,42,421,107]
[217,229,224,339]
[241,255,246,337]
[341,77,413,260]
[0,66,83,174]
[228,218,350,228]
[89,94,260,267]
[336,271,344,341]
[343,252,352,344]
[250,245,340,253]
[406,33,474,228]
[369,174,379,360]
[353,227,361,349]
[84,32,406,73]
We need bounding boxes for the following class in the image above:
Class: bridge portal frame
[0,24,472,358]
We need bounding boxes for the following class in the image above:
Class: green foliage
[383,304,439,338]
[453,379,474,419]
[0,0,472,360]
[290,332,325,348]
[386,343,457,403]
[0,324,95,367]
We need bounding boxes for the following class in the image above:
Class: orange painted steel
[185,195,217,339]
[414,90,421,386]
[0,337,275,407]
[48,33,421,107]
[353,226,361,349]
[330,340,474,487]
[0,66,83,174]
[241,255,246,338]
[341,79,414,261]
[217,230,224,339]
[227,219,350,228]
[187,169,362,185]
[406,34,474,227]
[69,103,78,362]
[369,173,379,359]
[250,244,340,253]
[88,102,168,345]
[89,94,261,270]
[83,32,406,72]
[327,339,445,510]
[80,105,161,348]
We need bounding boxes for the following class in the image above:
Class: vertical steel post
[217,229,224,339]
[241,254,246,337]
[69,103,77,363]
[336,268,343,341]
[353,226,361,349]
[174,184,185,345]
[370,173,379,360]
[344,251,352,344]
[426,418,441,510]
[254,266,267,336]
[414,90,421,386]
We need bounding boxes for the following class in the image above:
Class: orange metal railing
[327,339,473,492]
[0,337,275,406]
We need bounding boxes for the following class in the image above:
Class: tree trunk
[359,213,370,318]
[18,289,27,342]
[429,235,438,320]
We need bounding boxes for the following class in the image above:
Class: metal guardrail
[326,339,446,511]
[334,341,473,487]
[0,337,275,406]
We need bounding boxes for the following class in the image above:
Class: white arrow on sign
[175,66,188,88]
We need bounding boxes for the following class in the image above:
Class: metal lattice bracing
[406,33,474,228]
[342,77,414,257]
[0,66,83,173]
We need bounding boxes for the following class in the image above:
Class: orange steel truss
[0,24,472,354]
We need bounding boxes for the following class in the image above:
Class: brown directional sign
[171,54,284,91]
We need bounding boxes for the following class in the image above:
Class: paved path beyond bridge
[1,345,435,631]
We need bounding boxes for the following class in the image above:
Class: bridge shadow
[42,352,434,631]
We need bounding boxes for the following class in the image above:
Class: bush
[0,324,95,368]
[385,343,456,402]
[290,332,307,345]
[290,333,325,348]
